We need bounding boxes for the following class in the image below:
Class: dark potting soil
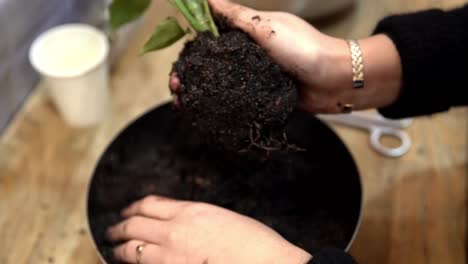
[88,104,362,264]
[173,30,297,151]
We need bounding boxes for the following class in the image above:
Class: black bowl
[87,102,362,263]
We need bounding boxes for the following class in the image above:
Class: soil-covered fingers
[169,72,182,108]
[107,216,169,243]
[208,0,273,41]
[169,72,180,93]
[121,195,187,219]
[113,240,164,264]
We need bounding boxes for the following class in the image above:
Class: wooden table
[0,0,466,263]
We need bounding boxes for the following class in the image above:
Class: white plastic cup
[29,24,110,127]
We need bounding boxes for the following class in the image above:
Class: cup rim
[29,23,109,78]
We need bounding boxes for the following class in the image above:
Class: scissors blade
[316,113,371,131]
[318,112,413,130]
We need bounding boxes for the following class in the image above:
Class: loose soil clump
[173,30,297,152]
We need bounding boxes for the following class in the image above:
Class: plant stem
[173,0,205,32]
[185,0,209,31]
[202,0,219,37]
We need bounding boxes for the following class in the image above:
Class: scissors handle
[369,126,411,158]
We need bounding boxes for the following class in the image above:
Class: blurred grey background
[0,0,107,133]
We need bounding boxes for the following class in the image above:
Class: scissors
[317,112,413,158]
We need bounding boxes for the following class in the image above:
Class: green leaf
[110,0,151,31]
[141,17,186,54]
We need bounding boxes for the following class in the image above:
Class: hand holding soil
[171,0,403,114]
[169,0,399,152]
[108,195,312,264]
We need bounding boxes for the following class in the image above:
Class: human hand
[171,0,402,114]
[169,0,346,113]
[108,195,312,264]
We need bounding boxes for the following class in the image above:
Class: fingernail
[112,248,120,261]
[120,208,129,217]
[106,227,114,241]
[170,80,180,93]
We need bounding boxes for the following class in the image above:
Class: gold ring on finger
[136,243,145,264]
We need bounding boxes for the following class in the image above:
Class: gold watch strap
[347,39,364,89]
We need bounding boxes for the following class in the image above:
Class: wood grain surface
[0,0,466,263]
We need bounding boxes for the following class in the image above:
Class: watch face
[87,103,362,263]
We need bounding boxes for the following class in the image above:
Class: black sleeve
[305,248,358,264]
[373,5,468,119]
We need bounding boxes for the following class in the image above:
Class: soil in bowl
[88,104,362,264]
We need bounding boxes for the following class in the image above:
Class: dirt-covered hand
[207,0,357,113]
[169,0,356,113]
[108,195,312,264]
[205,0,401,113]
[170,0,402,113]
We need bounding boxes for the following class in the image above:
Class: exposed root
[283,132,306,152]
[237,125,306,155]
